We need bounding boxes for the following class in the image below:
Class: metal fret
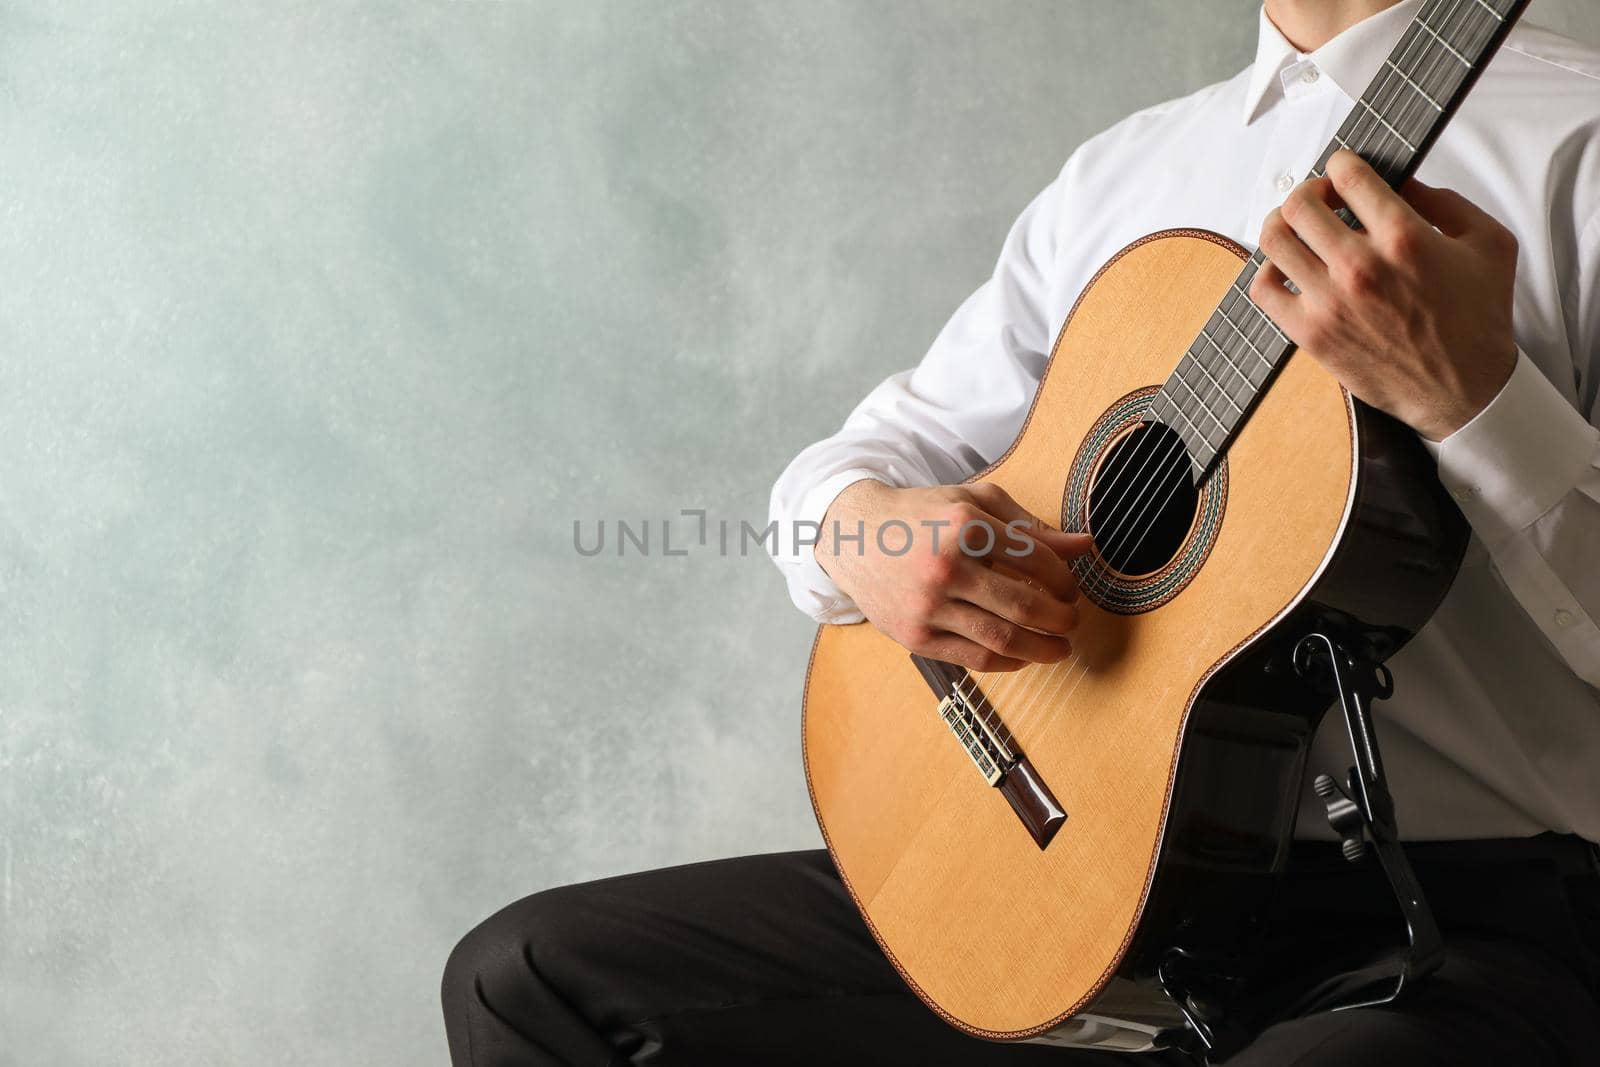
[1163,396,1218,453]
[1149,392,1173,424]
[1167,368,1225,434]
[1384,59,1444,111]
[1151,395,1192,453]
[1228,279,1267,321]
[1218,321,1273,376]
[1191,317,1258,385]
[1356,98,1418,153]
[1215,304,1273,364]
[1173,361,1223,418]
[1253,300,1289,346]
[1468,0,1505,21]
[1415,16,1471,66]
[1181,352,1245,414]
[1454,6,1506,56]
[1152,392,1210,463]
[1233,258,1287,318]
[1196,326,1264,384]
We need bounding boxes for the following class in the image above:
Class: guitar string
[982,400,1210,728]
[982,0,1485,742]
[946,499,1125,734]
[972,383,1227,721]
[962,430,1171,715]
[969,423,1170,716]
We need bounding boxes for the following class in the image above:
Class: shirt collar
[1241,0,1423,125]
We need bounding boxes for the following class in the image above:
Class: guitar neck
[1151,0,1533,482]
[1312,0,1533,189]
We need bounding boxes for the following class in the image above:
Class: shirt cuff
[787,468,896,624]
[1426,350,1600,545]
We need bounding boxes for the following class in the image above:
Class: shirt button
[1301,66,1321,84]
[1555,609,1576,628]
[1275,174,1294,194]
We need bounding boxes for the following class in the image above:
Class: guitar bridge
[911,654,1068,849]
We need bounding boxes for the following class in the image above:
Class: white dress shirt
[768,2,1600,842]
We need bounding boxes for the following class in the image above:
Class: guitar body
[802,230,1467,1050]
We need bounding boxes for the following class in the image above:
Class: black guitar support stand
[1292,631,1444,1009]
[1162,632,1444,1064]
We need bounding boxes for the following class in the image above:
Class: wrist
[1417,344,1517,442]
[814,478,894,578]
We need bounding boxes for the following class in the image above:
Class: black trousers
[441,838,1600,1066]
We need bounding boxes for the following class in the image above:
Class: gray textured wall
[3,2,1596,1064]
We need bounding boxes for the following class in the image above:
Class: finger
[951,563,1079,636]
[990,533,1080,603]
[1002,526,1094,587]
[967,482,1095,560]
[1258,207,1327,293]
[1326,148,1423,235]
[941,503,1058,578]
[934,601,1073,665]
[1400,178,1503,245]
[1023,530,1091,604]
[959,486,1080,598]
[1281,177,1361,264]
[1249,259,1305,335]
[964,482,1045,532]
[915,632,1028,674]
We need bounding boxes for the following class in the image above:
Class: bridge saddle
[937,692,1011,786]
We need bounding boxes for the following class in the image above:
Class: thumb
[1399,178,1492,241]
[1032,528,1095,561]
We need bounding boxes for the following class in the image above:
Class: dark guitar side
[1097,390,1469,1049]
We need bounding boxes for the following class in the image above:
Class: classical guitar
[802,0,1527,1055]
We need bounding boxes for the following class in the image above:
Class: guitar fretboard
[1150,0,1530,482]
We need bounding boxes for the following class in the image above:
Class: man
[443,1,1600,1063]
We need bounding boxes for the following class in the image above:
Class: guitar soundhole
[1062,386,1226,615]
[1086,422,1199,579]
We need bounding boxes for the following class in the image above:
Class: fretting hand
[1250,148,1519,442]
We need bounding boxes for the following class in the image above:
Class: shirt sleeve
[767,168,1068,623]
[1427,211,1600,688]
